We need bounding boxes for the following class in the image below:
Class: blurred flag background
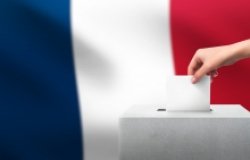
[0,0,82,159]
[1,0,250,160]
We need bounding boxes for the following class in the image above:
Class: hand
[188,40,250,83]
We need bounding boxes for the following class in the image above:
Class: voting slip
[166,76,210,111]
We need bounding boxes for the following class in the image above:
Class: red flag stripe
[170,0,250,110]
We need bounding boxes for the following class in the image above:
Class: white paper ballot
[166,76,210,111]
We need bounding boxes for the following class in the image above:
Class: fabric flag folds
[1,0,250,160]
[0,1,82,159]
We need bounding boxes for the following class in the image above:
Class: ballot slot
[156,108,213,112]
[157,108,166,112]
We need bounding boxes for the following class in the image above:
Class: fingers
[207,70,219,83]
[188,56,201,75]
[188,49,215,83]
[211,70,219,78]
[207,70,218,78]
[192,65,211,83]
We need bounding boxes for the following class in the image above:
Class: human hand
[188,40,250,83]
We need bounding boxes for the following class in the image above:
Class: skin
[188,39,250,83]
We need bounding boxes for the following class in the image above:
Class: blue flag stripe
[0,1,82,159]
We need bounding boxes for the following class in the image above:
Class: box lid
[121,105,250,118]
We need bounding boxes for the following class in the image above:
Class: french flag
[1,0,250,159]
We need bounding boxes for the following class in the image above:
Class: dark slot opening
[157,108,166,112]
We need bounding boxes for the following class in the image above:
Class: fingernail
[191,77,197,84]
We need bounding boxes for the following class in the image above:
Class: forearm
[231,39,250,61]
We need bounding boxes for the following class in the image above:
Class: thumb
[192,65,210,83]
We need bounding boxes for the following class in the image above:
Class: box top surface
[121,105,250,118]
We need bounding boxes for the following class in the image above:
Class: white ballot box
[119,105,250,160]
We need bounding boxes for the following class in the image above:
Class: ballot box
[119,105,250,160]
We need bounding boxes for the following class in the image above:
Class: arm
[188,39,250,83]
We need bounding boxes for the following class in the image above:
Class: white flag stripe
[71,0,173,159]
